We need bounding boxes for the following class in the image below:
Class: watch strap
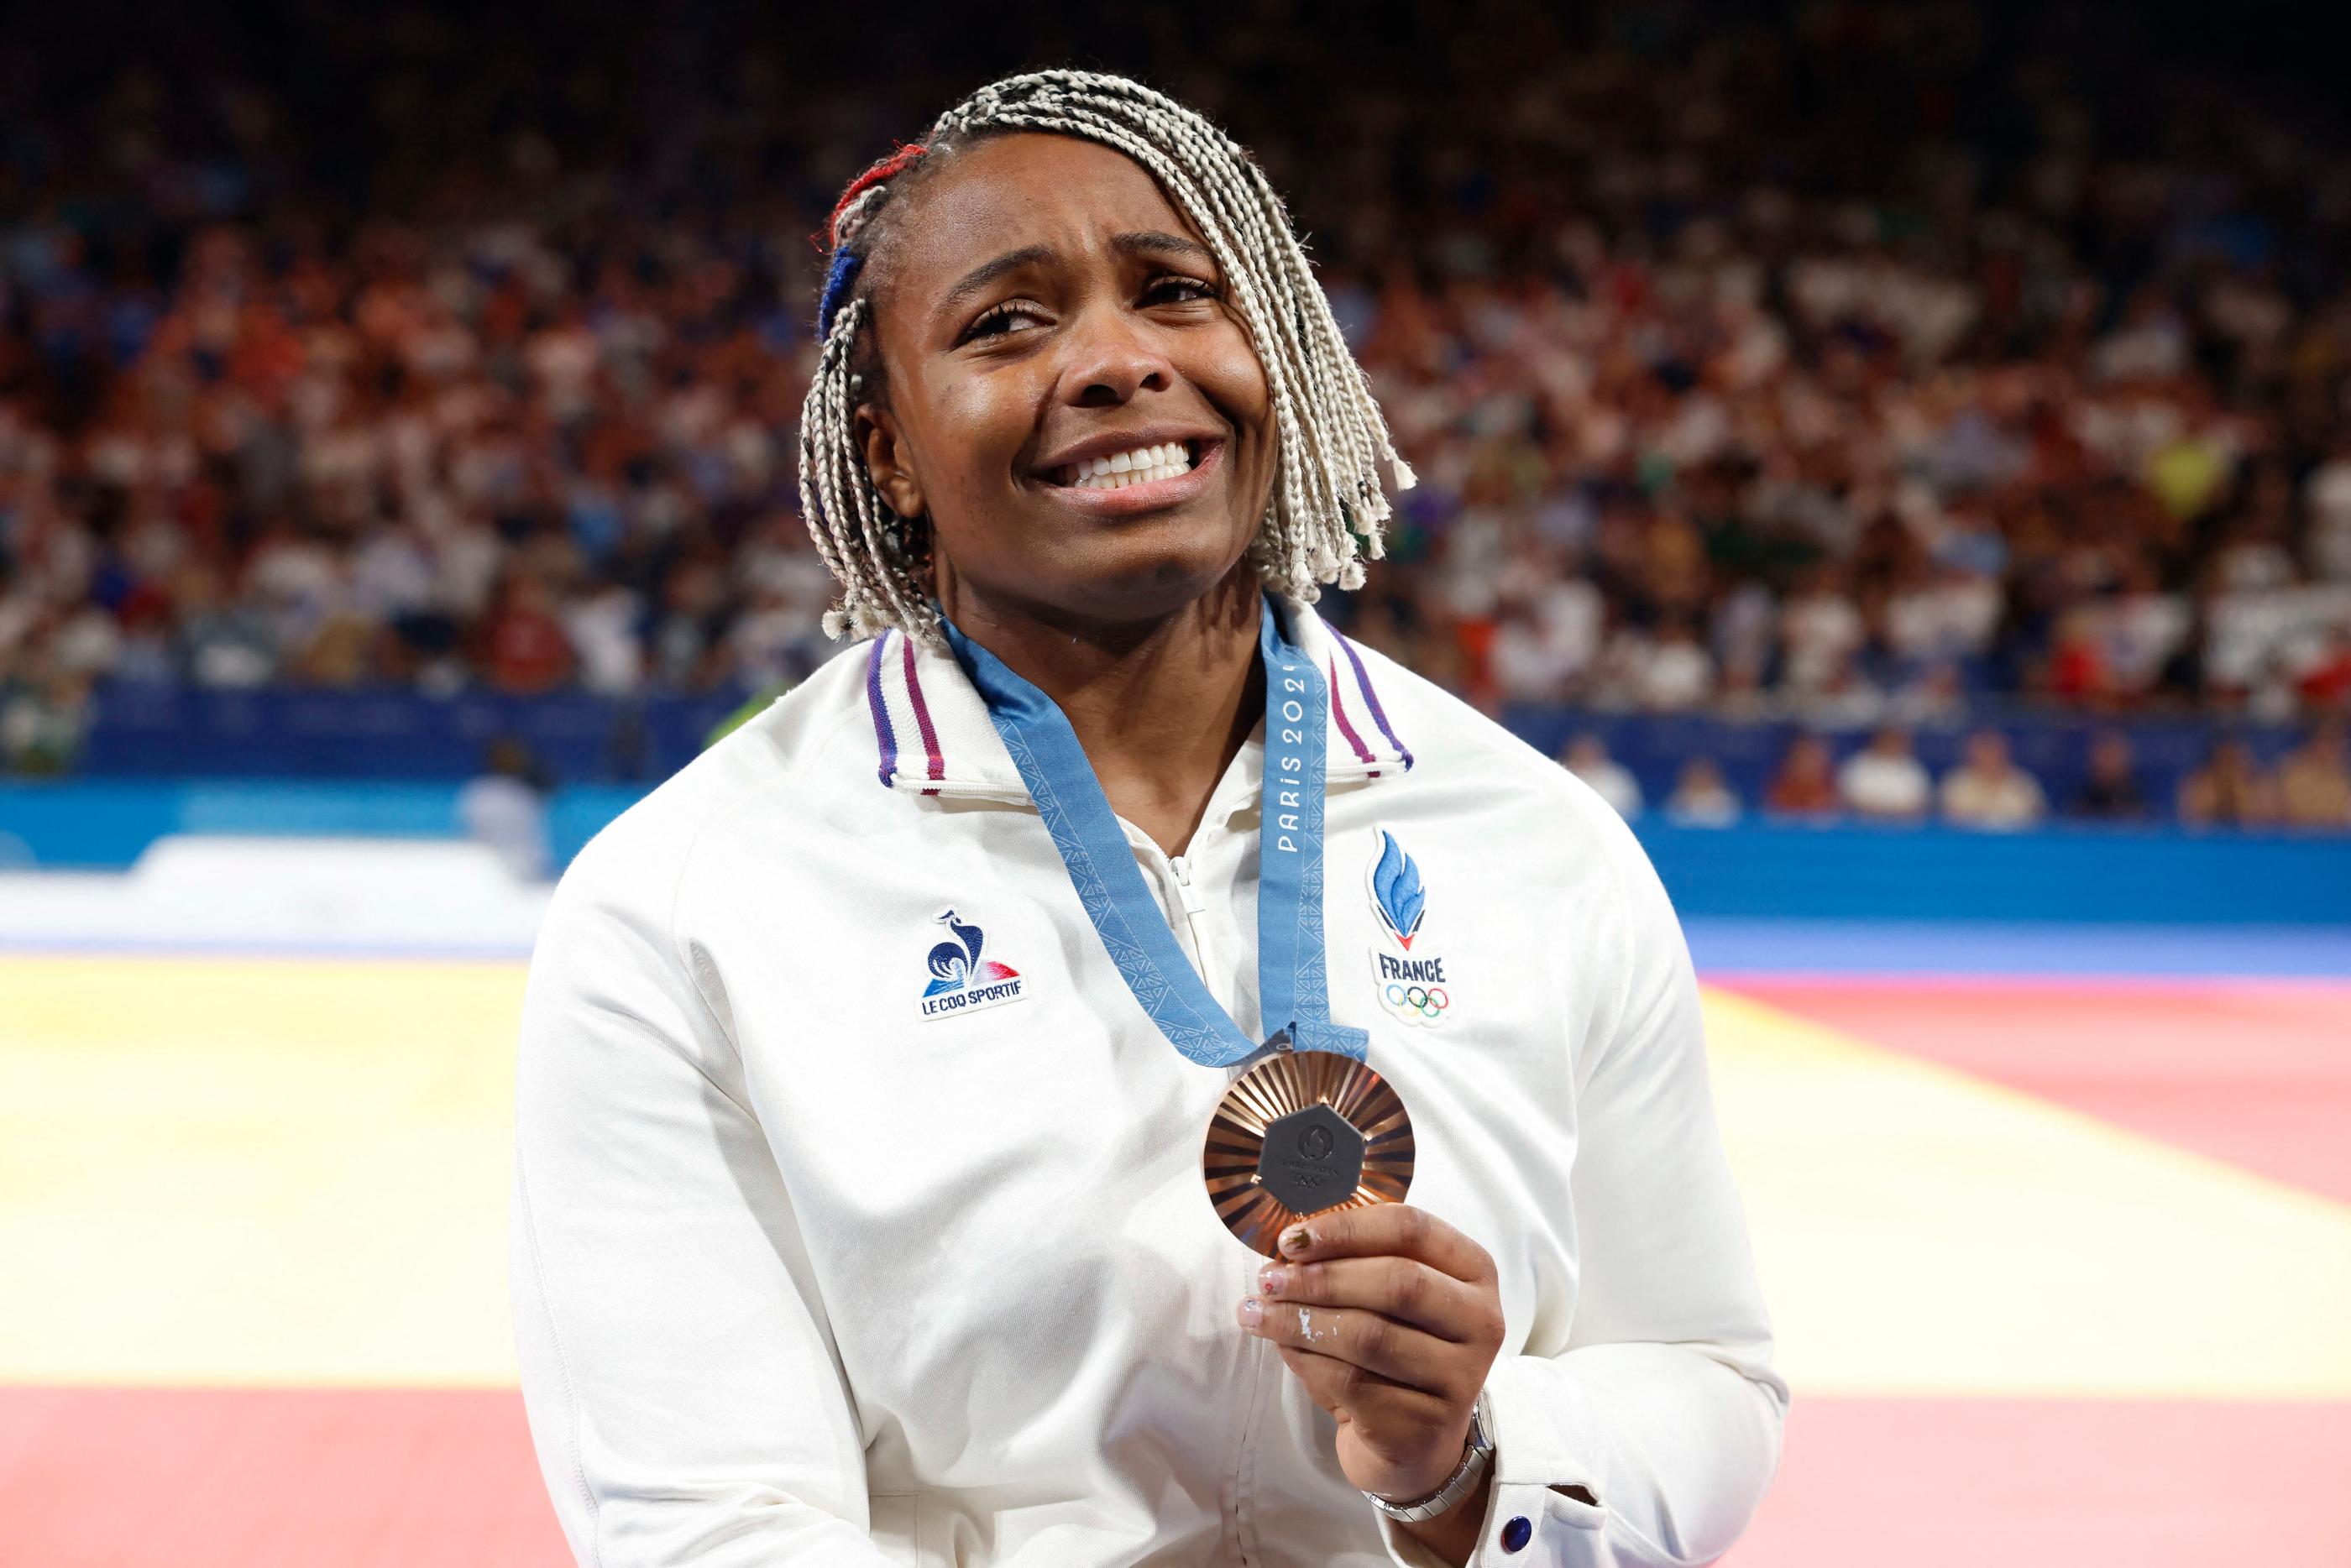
[1363,1389,1494,1523]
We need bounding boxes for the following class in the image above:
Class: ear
[857,404,927,521]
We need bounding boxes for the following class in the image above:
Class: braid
[796,71,1412,642]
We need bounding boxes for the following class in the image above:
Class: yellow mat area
[3,954,2347,1394]
[1,956,525,1386]
[1705,989,2351,1398]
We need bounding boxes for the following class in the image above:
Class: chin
[1049,522,1258,627]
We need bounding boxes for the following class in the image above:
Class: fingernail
[1259,1264,1288,1294]
[1280,1225,1312,1255]
[1237,1297,1263,1327]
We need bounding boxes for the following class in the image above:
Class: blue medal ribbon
[941,595,1368,1068]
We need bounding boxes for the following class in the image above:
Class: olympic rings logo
[1384,981,1450,1020]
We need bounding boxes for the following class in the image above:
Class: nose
[1059,304,1174,408]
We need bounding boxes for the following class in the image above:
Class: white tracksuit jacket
[511,596,1786,1568]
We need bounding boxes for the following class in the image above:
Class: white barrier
[0,835,551,954]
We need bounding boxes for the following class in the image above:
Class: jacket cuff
[1374,1356,1610,1565]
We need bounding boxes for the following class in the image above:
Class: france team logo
[1368,831,1451,1027]
[917,908,1029,1019]
[1369,830,1427,949]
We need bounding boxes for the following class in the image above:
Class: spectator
[2180,740,2280,828]
[1665,758,1742,828]
[1940,730,2048,831]
[478,573,578,697]
[1489,574,1604,703]
[2275,723,2351,829]
[1836,727,1933,823]
[1762,735,1840,821]
[171,562,280,688]
[1635,617,1717,713]
[2301,628,2351,711]
[2070,731,2149,820]
[1561,733,1642,819]
[458,736,554,882]
[0,666,91,776]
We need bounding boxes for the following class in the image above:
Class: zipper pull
[1167,855,1209,917]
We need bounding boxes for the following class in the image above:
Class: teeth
[1055,442,1196,490]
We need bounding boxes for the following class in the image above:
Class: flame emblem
[1369,831,1426,950]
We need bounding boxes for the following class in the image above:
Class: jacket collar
[863,597,1414,801]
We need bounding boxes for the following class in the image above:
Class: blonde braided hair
[798,70,1413,644]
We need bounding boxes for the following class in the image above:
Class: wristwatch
[1362,1388,1494,1523]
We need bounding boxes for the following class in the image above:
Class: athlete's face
[859,133,1275,630]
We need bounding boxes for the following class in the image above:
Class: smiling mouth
[1047,441,1201,490]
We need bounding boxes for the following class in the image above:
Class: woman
[512,72,1783,1568]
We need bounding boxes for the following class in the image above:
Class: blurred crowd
[4,4,2351,807]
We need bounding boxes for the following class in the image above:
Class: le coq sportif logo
[916,908,1029,1021]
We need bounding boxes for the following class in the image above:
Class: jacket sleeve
[511,825,902,1567]
[1382,803,1788,1568]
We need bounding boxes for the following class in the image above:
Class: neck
[942,565,1266,859]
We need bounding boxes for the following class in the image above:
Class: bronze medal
[1202,1048,1415,1256]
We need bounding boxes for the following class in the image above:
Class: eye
[958,299,1050,344]
[1143,273,1220,306]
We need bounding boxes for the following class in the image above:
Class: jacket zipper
[1168,849,1267,1567]
[1166,854,1217,970]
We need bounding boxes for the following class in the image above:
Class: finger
[1255,1254,1492,1343]
[1275,1346,1474,1501]
[1277,1204,1495,1284]
[1238,1296,1455,1390]
[1275,1342,1451,1432]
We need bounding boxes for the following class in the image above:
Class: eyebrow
[1110,230,1217,268]
[939,244,1055,316]
[936,231,1221,317]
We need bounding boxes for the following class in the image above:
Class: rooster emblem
[922,909,1022,997]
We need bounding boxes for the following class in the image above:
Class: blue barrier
[76,682,754,782]
[1497,705,2299,814]
[1636,821,2351,925]
[6,779,2348,926]
[64,681,2309,814]
[0,780,654,872]
[0,781,186,868]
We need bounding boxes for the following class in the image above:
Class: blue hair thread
[817,249,864,341]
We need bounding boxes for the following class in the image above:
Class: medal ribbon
[941,596,1368,1068]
